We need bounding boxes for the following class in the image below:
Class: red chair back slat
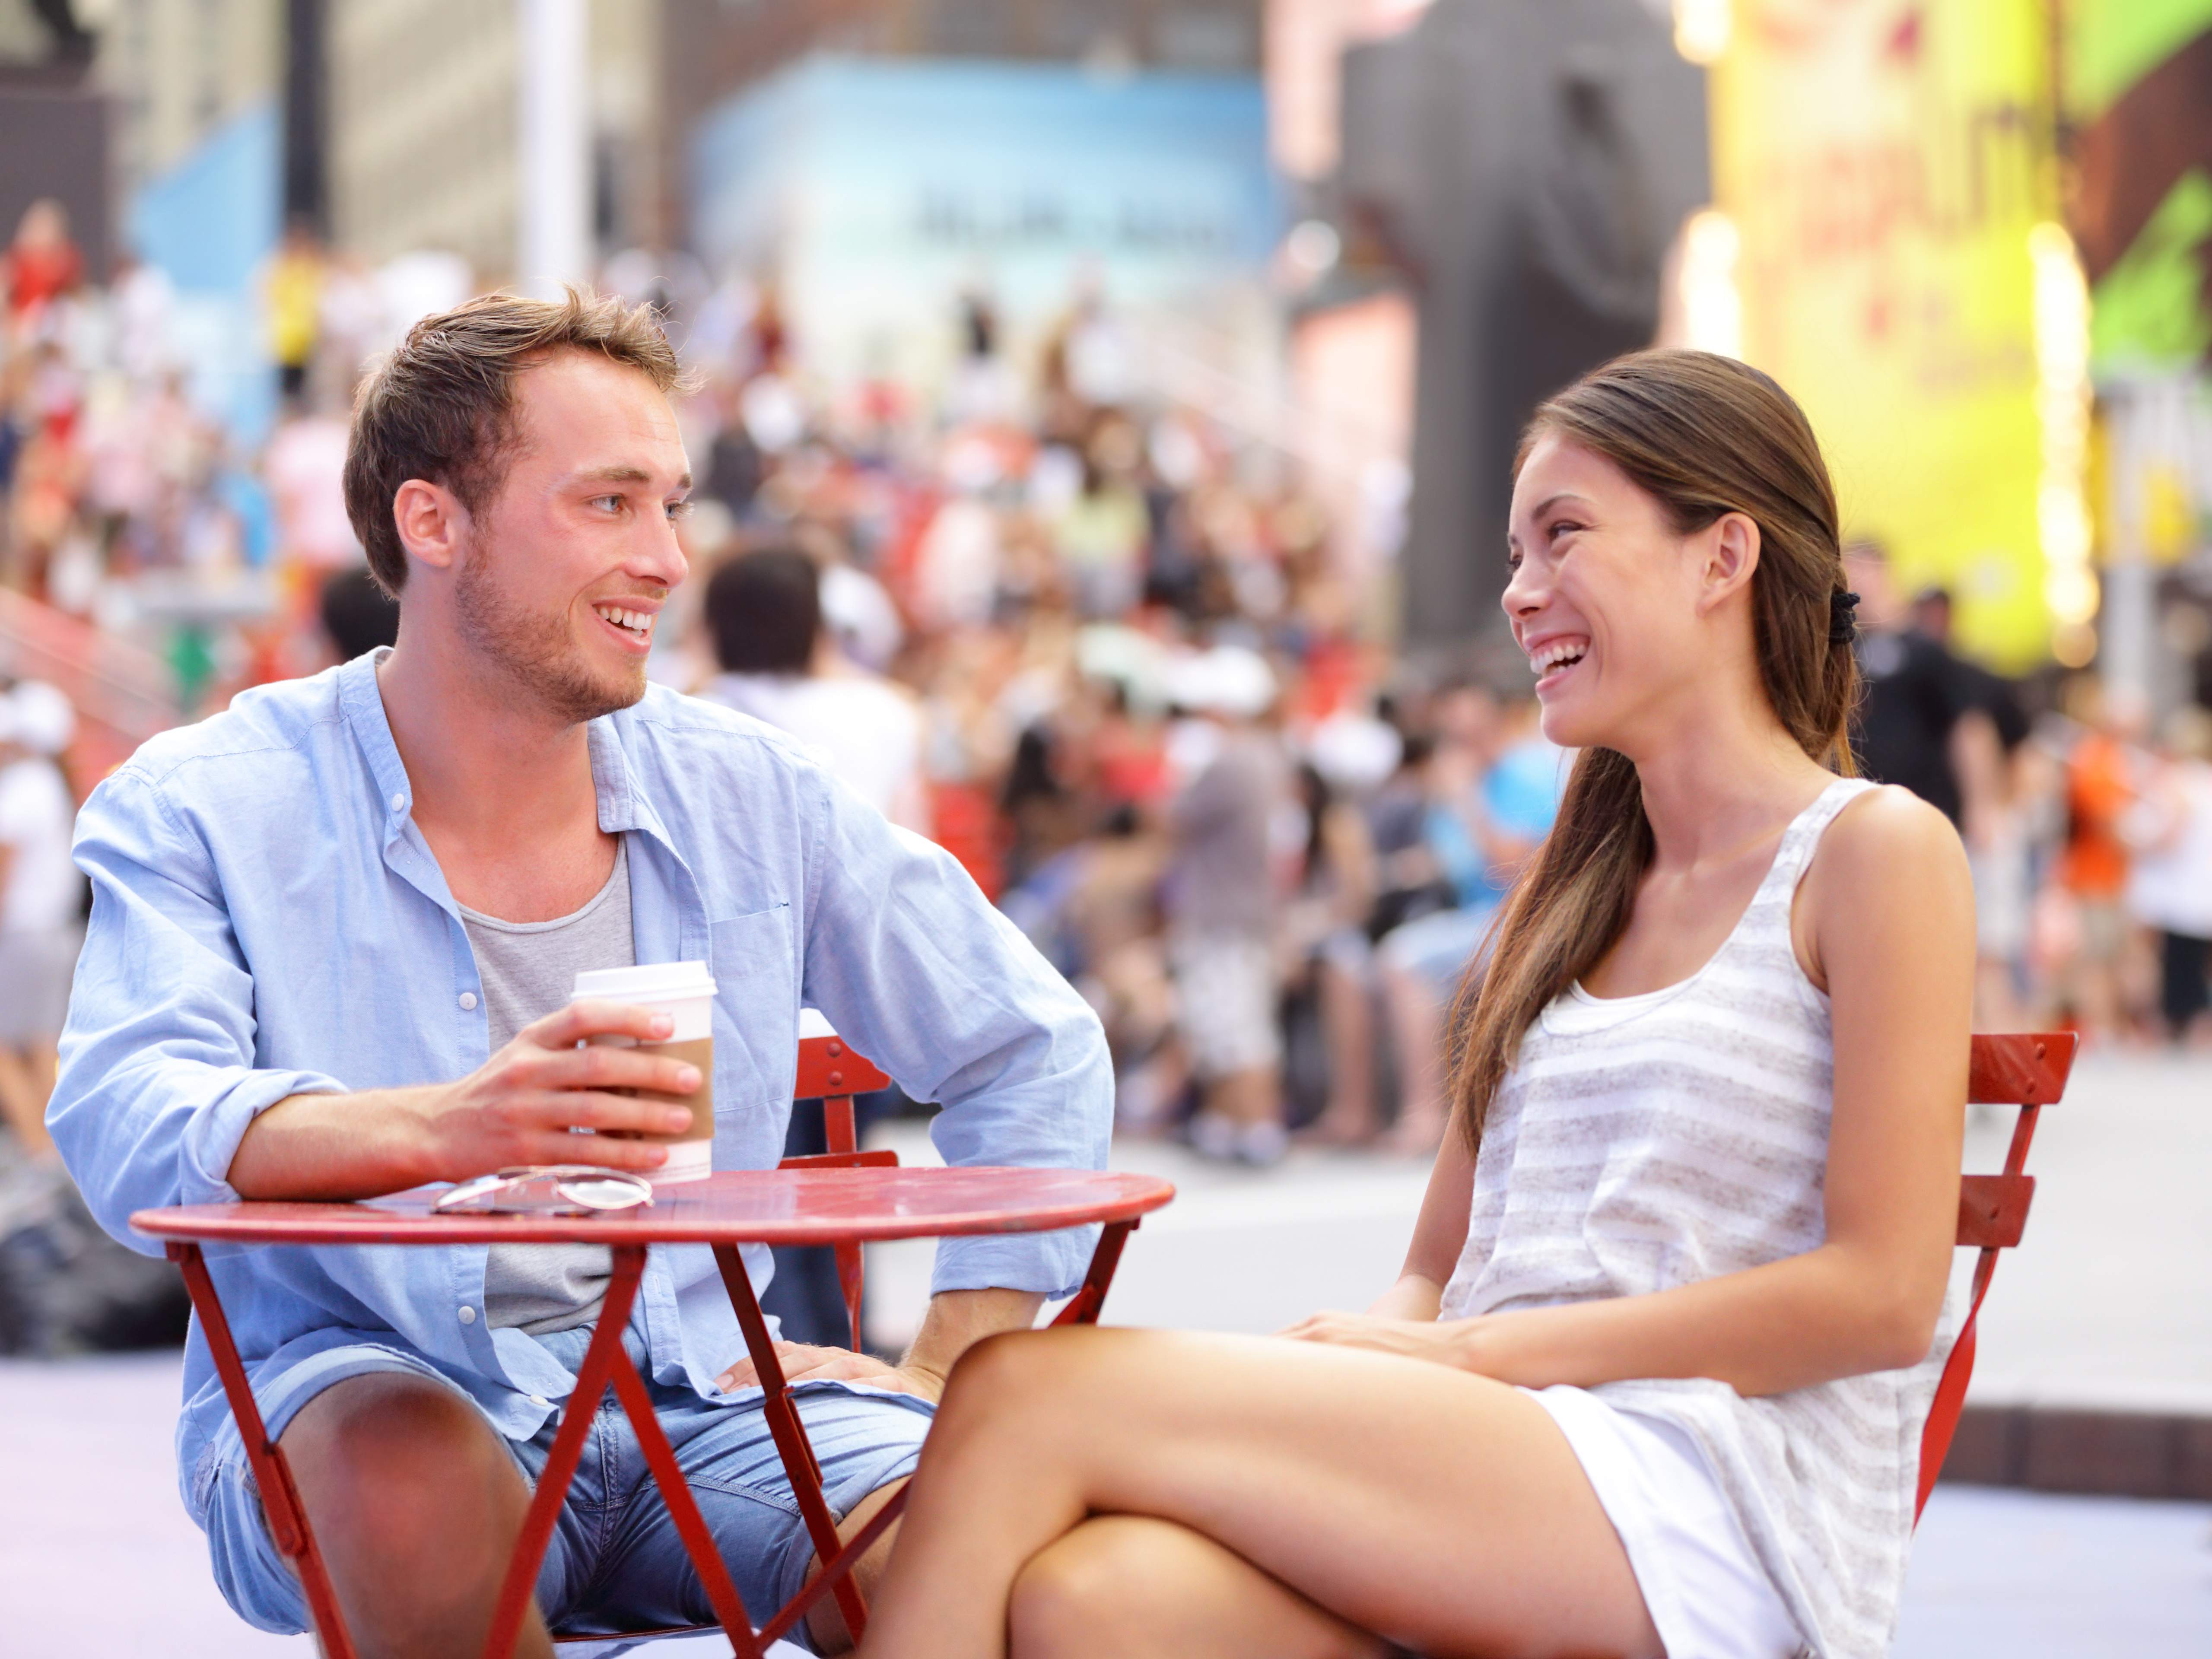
[778,1032,897,1350]
[1915,1031,2078,1521]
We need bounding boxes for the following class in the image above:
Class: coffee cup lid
[572,961,718,1003]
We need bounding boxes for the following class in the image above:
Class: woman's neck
[1630,697,1834,875]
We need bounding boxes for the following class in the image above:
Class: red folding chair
[1913,1030,2079,1522]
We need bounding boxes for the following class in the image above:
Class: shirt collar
[336,646,670,849]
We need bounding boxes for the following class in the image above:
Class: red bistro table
[132,1166,1176,1659]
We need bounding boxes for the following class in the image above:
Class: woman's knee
[1009,1517,1169,1656]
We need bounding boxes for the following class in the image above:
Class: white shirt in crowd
[0,755,80,935]
[2125,757,2212,940]
[700,671,930,835]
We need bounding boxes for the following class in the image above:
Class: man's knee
[282,1373,518,1551]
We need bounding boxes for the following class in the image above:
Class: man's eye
[591,495,624,513]
[667,499,694,521]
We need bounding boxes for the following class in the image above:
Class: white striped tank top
[1439,777,1951,1659]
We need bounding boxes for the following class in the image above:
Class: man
[0,679,79,1163]
[49,291,1112,1658]
[698,547,929,836]
[1162,644,1291,1164]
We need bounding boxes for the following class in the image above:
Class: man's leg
[279,1372,556,1659]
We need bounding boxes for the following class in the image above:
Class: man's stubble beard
[451,541,648,728]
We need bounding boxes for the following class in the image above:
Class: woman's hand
[1278,1309,1469,1367]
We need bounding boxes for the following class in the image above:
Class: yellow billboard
[1710,0,2059,669]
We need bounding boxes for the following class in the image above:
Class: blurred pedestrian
[1845,542,1975,825]
[2123,704,2212,1045]
[0,681,81,1163]
[262,219,326,404]
[3,199,82,337]
[318,565,400,664]
[2056,675,2145,1039]
[1377,686,1562,1152]
[697,547,929,833]
[1164,645,1291,1164]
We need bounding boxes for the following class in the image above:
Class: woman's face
[1500,432,1720,753]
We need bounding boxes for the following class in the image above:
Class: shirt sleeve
[49,766,348,1256]
[795,769,1115,1301]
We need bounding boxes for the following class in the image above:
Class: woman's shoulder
[1800,780,1972,938]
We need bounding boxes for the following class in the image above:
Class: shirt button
[459,992,479,1011]
[458,1305,477,1325]
[390,792,407,813]
[529,1394,551,1408]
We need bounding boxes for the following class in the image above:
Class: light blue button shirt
[50,652,1112,1499]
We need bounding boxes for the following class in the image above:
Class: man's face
[453,350,691,725]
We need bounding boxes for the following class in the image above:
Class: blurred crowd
[1,191,2211,1278]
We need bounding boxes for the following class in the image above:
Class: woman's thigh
[939,1327,1660,1659]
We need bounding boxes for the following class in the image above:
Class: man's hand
[715,1287,1048,1406]
[229,1000,706,1201]
[715,1342,943,1402]
[408,1000,704,1182]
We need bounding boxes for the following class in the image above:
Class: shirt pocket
[709,905,798,1114]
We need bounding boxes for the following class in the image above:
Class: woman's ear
[1695,511,1761,616]
[392,479,468,574]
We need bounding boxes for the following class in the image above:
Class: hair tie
[1829,589,1861,644]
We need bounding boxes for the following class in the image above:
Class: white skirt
[1526,1384,1808,1659]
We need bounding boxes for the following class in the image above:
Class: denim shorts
[200,1324,933,1650]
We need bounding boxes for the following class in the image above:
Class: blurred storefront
[690,55,1283,404]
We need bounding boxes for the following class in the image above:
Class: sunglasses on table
[434,1166,657,1215]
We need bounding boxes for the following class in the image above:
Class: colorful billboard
[1710,0,2059,669]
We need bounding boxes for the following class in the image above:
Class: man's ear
[1695,511,1761,616]
[392,479,468,574]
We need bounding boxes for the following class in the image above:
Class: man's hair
[706,548,820,674]
[343,287,687,596]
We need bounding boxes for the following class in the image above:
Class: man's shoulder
[615,682,831,779]
[107,667,350,800]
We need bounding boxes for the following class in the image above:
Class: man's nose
[632,515,690,589]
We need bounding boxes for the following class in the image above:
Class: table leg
[713,1243,872,1642]
[482,1243,655,1659]
[168,1243,359,1659]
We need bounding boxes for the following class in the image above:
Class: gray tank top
[459,837,633,1335]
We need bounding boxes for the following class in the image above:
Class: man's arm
[51,769,708,1239]
[228,1001,710,1199]
[796,781,1116,1304]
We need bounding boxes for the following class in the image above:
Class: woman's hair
[1443,349,1858,1161]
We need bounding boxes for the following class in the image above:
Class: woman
[853,352,1973,1659]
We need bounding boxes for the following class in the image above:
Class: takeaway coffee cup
[571,961,717,1183]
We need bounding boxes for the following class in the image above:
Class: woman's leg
[1012,1516,1388,1659]
[859,1328,1660,1659]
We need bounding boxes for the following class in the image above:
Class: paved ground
[2,1047,2204,1655]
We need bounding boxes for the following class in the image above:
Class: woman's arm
[1291,786,1974,1397]
[1361,1132,1474,1321]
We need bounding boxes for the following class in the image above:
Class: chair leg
[169,1243,359,1659]
[1049,1220,1138,1327]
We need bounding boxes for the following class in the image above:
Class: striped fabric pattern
[1440,778,1951,1659]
